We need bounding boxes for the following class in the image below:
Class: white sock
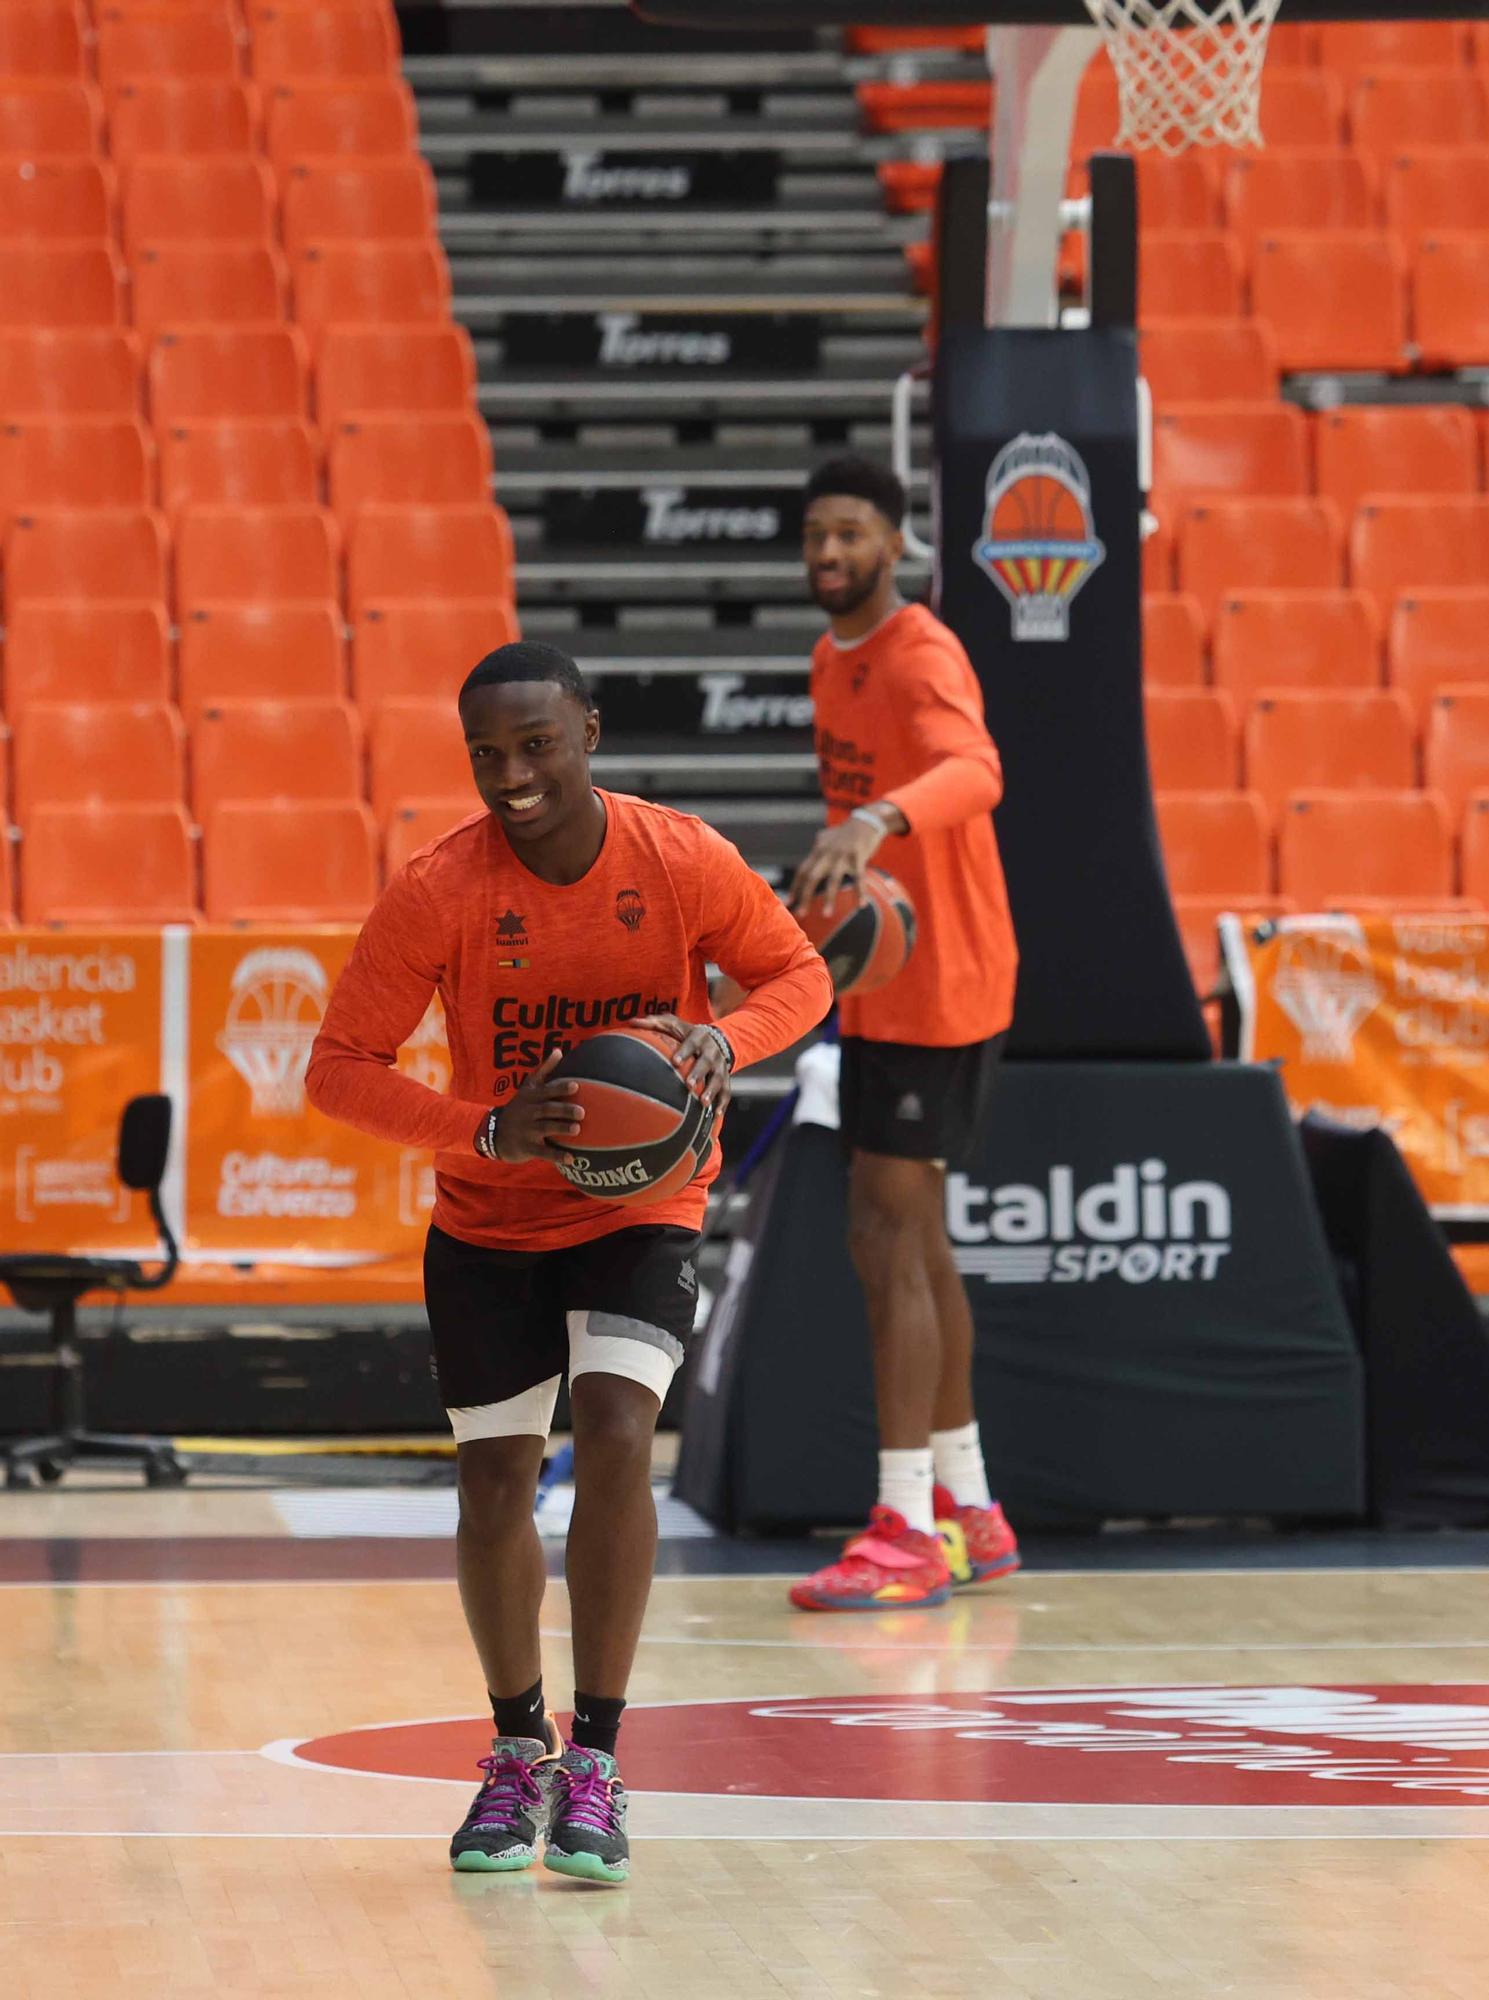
[877,1447,934,1534]
[931,1421,994,1510]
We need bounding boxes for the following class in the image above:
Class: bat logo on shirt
[615,889,646,932]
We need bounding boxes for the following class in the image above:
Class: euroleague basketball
[550,1023,715,1205]
[795,867,916,997]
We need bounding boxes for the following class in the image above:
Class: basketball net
[1082,0,1282,155]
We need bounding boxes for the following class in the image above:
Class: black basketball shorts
[423,1221,701,1442]
[838,1032,1006,1167]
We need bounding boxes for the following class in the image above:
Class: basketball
[550,1023,716,1205]
[795,867,916,997]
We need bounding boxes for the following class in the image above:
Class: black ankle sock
[490,1677,545,1742]
[571,1691,626,1758]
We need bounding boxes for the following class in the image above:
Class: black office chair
[3,1094,184,1489]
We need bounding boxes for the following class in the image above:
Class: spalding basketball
[795,867,916,998]
[550,1023,715,1206]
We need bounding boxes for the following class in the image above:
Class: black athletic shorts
[838,1032,1006,1166]
[423,1220,701,1416]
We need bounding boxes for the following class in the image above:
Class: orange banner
[183,929,446,1265]
[0,931,166,1254]
[1231,914,1489,1218]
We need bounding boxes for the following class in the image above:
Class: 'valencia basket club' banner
[1228,914,1489,1220]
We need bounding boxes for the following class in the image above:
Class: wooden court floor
[5,1488,1489,1999]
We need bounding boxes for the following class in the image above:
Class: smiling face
[803,493,903,620]
[459,678,601,847]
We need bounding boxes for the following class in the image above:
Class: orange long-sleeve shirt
[305,791,833,1251]
[811,602,1018,1046]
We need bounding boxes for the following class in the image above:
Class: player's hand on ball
[476,1048,584,1163]
[790,817,882,917]
[637,1013,734,1113]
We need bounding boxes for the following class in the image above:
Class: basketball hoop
[1082,0,1282,155]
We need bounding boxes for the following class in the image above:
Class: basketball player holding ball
[306,641,832,1881]
[789,457,1022,1612]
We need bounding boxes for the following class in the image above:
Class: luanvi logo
[563,152,691,202]
[947,1159,1232,1285]
[598,313,730,367]
[642,487,779,543]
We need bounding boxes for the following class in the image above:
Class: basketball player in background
[307,641,832,1880]
[788,456,1021,1611]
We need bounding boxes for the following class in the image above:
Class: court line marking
[537,1628,1489,1654]
[9,1829,1489,1843]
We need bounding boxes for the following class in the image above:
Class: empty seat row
[0,413,491,524]
[0,596,519,717]
[0,77,417,165]
[0,502,515,616]
[0,323,476,423]
[0,4,401,89]
[1145,590,1489,720]
[1147,685,1489,817]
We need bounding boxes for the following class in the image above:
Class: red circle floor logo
[291,1685,1489,1808]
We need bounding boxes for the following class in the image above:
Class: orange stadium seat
[203,798,377,921]
[1460,791,1489,906]
[21,801,197,924]
[1143,514,1174,592]
[1139,233,1244,320]
[877,160,938,216]
[122,157,276,256]
[106,80,258,164]
[845,26,983,53]
[1413,233,1489,371]
[0,244,123,327]
[178,601,345,711]
[250,6,400,83]
[0,155,112,238]
[1179,498,1344,615]
[1142,594,1207,688]
[158,418,317,515]
[0,418,150,516]
[384,795,477,871]
[315,324,475,425]
[368,699,471,819]
[347,504,513,618]
[12,701,184,816]
[149,325,309,421]
[1315,405,1480,521]
[1351,497,1489,618]
[353,599,519,714]
[264,79,416,166]
[0,330,140,416]
[5,507,167,605]
[132,243,287,344]
[1316,22,1474,84]
[175,503,340,609]
[1145,688,1238,790]
[0,82,99,153]
[1151,403,1309,506]
[1349,70,1488,166]
[856,82,991,135]
[329,413,491,526]
[1212,591,1382,704]
[1278,790,1453,905]
[1389,591,1489,720]
[1383,150,1489,250]
[279,156,435,253]
[1243,688,1416,815]
[292,241,450,341]
[1155,790,1272,897]
[1223,151,1376,252]
[1425,689,1489,821]
[4,601,172,712]
[1257,22,1315,65]
[0,8,86,81]
[95,10,241,88]
[1068,154,1219,230]
[1252,70,1345,147]
[1250,233,1409,372]
[1140,320,1278,401]
[190,697,362,813]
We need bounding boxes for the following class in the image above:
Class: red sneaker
[788,1505,953,1612]
[933,1484,1021,1588]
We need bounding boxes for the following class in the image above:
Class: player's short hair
[459,640,595,710]
[803,455,906,530]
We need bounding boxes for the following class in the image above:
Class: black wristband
[474,1108,503,1161]
[704,1024,736,1073]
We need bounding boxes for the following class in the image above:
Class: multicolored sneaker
[544,1746,630,1885]
[933,1483,1021,1588]
[787,1504,954,1611]
[449,1717,561,1873]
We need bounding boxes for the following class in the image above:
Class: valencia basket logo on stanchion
[973,433,1106,642]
